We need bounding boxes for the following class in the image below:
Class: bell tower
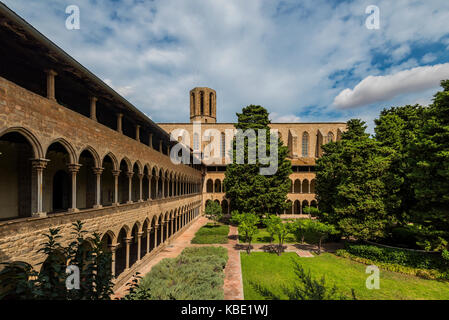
[190,87,216,123]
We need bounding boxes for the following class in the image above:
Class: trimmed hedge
[344,243,444,270]
[335,249,446,280]
[134,246,228,300]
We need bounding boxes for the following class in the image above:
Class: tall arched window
[193,133,200,151]
[200,91,204,115]
[221,132,226,158]
[209,93,213,115]
[302,132,309,157]
[327,132,334,143]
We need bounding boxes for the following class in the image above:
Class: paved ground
[113,217,323,300]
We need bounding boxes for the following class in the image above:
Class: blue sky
[2,0,449,131]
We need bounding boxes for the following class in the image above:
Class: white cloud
[270,113,301,123]
[333,63,449,109]
[422,53,437,64]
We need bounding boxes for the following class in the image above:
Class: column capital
[112,170,121,177]
[45,69,58,76]
[31,159,50,170]
[92,167,104,175]
[126,171,134,179]
[124,237,133,244]
[68,163,82,173]
[137,231,144,237]
[138,173,144,179]
[117,112,124,118]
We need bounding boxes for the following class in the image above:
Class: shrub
[133,247,228,300]
[343,243,445,270]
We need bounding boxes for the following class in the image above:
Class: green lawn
[191,223,230,244]
[241,252,449,300]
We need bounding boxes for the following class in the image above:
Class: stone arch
[102,152,118,171]
[133,160,143,175]
[120,157,132,172]
[294,200,301,214]
[45,138,77,164]
[214,179,222,193]
[206,179,213,193]
[0,126,43,159]
[78,146,100,168]
[294,179,301,193]
[310,179,316,194]
[302,179,310,193]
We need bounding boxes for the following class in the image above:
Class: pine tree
[315,119,395,240]
[408,80,449,250]
[223,105,292,216]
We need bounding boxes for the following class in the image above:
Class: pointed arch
[0,127,43,159]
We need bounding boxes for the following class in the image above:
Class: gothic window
[210,93,213,116]
[200,91,204,115]
[302,132,309,157]
[327,132,334,143]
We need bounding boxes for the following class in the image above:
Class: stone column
[160,223,164,244]
[32,159,49,217]
[138,173,144,202]
[109,244,117,278]
[146,228,151,254]
[149,134,153,149]
[155,175,159,200]
[90,96,98,121]
[170,218,174,237]
[126,171,133,204]
[125,237,132,270]
[165,219,169,241]
[117,113,123,133]
[154,224,159,248]
[161,178,165,199]
[135,125,141,142]
[93,167,103,209]
[112,170,120,205]
[68,164,81,212]
[137,232,143,261]
[45,69,57,101]
[147,174,152,200]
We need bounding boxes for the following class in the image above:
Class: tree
[408,80,449,250]
[307,221,338,255]
[223,105,292,216]
[0,221,114,300]
[292,219,312,244]
[263,215,281,244]
[273,221,295,256]
[374,104,426,226]
[231,212,260,254]
[205,201,223,225]
[315,119,396,241]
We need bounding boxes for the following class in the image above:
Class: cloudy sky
[3,0,449,131]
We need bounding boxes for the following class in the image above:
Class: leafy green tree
[407,81,449,251]
[307,221,338,255]
[205,201,223,225]
[263,215,282,244]
[224,105,292,216]
[231,212,260,254]
[315,119,396,241]
[292,219,312,244]
[251,260,355,300]
[273,221,295,256]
